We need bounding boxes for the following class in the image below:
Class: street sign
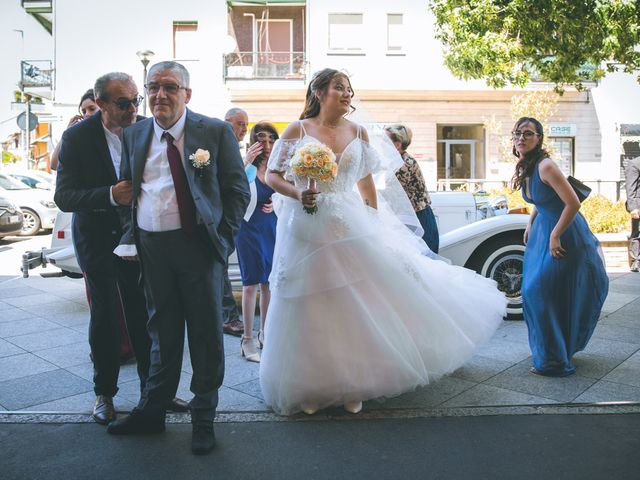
[16,112,38,132]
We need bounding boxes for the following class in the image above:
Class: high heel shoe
[257,330,264,349]
[344,401,363,414]
[301,403,318,415]
[240,336,261,363]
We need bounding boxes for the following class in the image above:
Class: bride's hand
[298,186,318,210]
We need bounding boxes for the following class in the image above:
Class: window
[387,14,403,52]
[548,137,575,176]
[328,13,363,52]
[173,21,198,59]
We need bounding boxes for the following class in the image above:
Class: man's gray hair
[94,72,134,100]
[147,61,190,87]
[225,107,247,121]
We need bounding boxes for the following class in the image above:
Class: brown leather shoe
[93,395,116,425]
[223,319,244,337]
[166,397,189,413]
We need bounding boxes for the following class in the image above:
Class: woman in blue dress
[235,122,278,363]
[512,117,608,377]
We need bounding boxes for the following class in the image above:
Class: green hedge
[487,187,629,234]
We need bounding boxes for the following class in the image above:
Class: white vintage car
[22,192,529,319]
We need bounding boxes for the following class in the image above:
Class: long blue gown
[522,162,609,376]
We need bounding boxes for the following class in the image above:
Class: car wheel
[466,234,525,320]
[19,208,41,236]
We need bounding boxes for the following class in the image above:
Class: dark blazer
[54,111,125,272]
[625,156,640,213]
[118,109,250,264]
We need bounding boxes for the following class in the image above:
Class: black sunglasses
[112,95,144,111]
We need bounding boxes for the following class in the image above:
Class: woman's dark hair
[78,89,95,109]
[249,122,279,167]
[510,117,550,191]
[299,68,355,120]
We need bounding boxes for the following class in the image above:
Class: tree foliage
[430,0,640,91]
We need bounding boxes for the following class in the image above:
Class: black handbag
[567,176,591,202]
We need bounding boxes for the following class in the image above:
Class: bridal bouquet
[290,142,338,214]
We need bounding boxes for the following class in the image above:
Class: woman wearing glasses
[385,124,439,253]
[235,122,279,362]
[512,117,608,377]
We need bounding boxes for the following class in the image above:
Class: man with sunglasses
[54,72,152,426]
[107,61,250,455]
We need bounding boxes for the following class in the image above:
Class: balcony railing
[21,60,52,89]
[223,52,306,81]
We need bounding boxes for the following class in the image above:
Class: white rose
[190,149,211,167]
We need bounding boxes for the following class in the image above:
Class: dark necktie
[163,131,196,238]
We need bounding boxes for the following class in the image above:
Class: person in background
[54,74,151,426]
[50,89,100,171]
[235,122,278,363]
[624,155,640,272]
[512,116,609,377]
[221,107,250,336]
[385,124,439,253]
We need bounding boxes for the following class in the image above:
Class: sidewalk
[1,262,639,416]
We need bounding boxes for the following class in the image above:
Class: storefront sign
[548,123,577,136]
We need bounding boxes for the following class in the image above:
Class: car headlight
[39,199,57,208]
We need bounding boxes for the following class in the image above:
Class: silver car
[0,173,58,236]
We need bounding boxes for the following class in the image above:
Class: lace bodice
[268,135,382,193]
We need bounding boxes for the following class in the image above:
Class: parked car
[22,192,529,319]
[9,172,53,190]
[0,173,58,236]
[0,196,24,239]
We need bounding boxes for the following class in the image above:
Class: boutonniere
[189,149,211,177]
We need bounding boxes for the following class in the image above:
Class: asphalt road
[2,414,639,480]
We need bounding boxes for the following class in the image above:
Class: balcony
[223,52,305,82]
[20,60,53,89]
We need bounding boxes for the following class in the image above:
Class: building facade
[16,0,640,199]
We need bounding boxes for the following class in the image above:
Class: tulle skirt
[259,191,506,415]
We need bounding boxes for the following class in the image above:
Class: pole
[142,63,148,116]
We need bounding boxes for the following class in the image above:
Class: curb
[2,402,640,424]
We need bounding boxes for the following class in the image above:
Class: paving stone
[218,385,267,411]
[0,286,44,300]
[0,353,58,382]
[0,307,36,323]
[45,311,89,328]
[450,354,513,383]
[230,378,264,400]
[24,390,136,413]
[580,337,638,362]
[484,361,597,402]
[19,300,86,316]
[0,317,63,338]
[442,384,557,407]
[0,338,25,358]
[591,323,640,345]
[0,369,93,410]
[602,352,640,388]
[6,328,86,352]
[32,343,91,369]
[222,353,260,387]
[573,380,640,403]
[571,353,625,380]
[367,376,477,410]
[475,337,533,363]
[492,321,530,344]
[3,292,74,309]
[600,291,638,314]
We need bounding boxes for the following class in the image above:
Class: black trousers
[84,256,150,397]
[630,218,639,268]
[137,227,224,422]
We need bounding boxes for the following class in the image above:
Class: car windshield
[0,174,30,190]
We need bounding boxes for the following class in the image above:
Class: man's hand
[112,180,133,205]
[631,209,640,220]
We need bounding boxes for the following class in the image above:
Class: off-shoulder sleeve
[267,138,300,173]
[360,140,383,178]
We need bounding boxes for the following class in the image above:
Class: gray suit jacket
[119,109,250,264]
[625,156,640,213]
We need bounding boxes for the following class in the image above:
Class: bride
[260,68,506,415]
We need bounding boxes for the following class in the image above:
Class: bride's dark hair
[510,117,550,191]
[299,68,355,120]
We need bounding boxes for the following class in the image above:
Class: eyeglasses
[112,95,144,111]
[512,130,540,140]
[145,83,188,95]
[256,132,277,142]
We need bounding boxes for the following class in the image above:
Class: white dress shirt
[113,110,188,258]
[103,124,122,206]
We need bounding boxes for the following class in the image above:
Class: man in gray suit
[107,61,250,455]
[625,156,640,272]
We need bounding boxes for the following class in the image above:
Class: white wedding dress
[260,125,506,415]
